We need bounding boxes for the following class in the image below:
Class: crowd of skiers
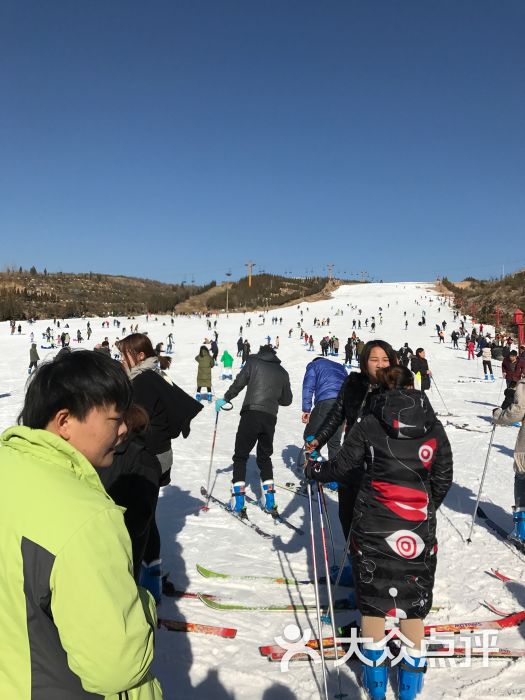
[4,299,525,700]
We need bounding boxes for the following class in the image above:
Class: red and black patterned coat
[308,389,453,619]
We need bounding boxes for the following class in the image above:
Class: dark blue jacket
[302,358,348,412]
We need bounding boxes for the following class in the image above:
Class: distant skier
[237,336,243,357]
[220,349,234,380]
[215,345,292,513]
[195,345,215,401]
[28,343,40,374]
[410,348,432,391]
[398,343,413,368]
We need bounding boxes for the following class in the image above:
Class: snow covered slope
[1,282,524,699]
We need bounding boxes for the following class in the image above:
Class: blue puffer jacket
[302,358,348,412]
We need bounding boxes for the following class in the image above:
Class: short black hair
[20,350,132,428]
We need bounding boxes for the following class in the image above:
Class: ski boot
[361,644,388,700]
[484,373,488,380]
[207,393,213,402]
[511,507,525,542]
[262,479,277,512]
[490,374,495,381]
[397,648,427,700]
[195,393,202,401]
[230,482,246,513]
[139,559,162,603]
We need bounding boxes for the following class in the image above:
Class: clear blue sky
[1,1,524,284]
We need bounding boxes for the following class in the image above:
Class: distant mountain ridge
[0,269,213,320]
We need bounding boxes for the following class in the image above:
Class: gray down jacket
[224,347,292,417]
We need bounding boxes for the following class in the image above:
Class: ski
[443,421,490,434]
[482,601,515,617]
[196,563,312,586]
[244,494,305,535]
[259,610,525,657]
[476,506,525,555]
[158,618,237,638]
[275,482,308,498]
[197,593,355,613]
[200,486,273,540]
[489,568,516,583]
[265,644,525,662]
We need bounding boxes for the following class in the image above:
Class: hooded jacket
[224,347,292,416]
[0,427,162,699]
[306,389,453,618]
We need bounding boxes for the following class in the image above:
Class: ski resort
[1,281,524,699]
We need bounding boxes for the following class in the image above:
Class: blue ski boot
[262,479,276,511]
[490,373,495,381]
[207,393,213,402]
[230,482,246,513]
[139,559,162,603]
[484,373,488,380]
[195,392,202,401]
[511,507,525,542]
[361,645,388,700]
[397,649,427,700]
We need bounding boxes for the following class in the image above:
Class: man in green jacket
[0,350,162,699]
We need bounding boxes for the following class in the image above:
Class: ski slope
[1,282,524,699]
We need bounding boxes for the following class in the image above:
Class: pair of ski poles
[306,478,347,700]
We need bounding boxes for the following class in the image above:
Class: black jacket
[306,389,453,618]
[314,372,371,448]
[132,370,203,455]
[224,347,292,416]
[97,438,162,580]
[411,355,431,391]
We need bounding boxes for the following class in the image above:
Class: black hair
[19,350,132,428]
[359,340,398,376]
[376,365,414,390]
[415,347,425,356]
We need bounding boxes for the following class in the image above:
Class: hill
[178,274,364,313]
[0,268,214,320]
[439,273,525,332]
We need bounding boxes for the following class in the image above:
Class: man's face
[57,404,127,467]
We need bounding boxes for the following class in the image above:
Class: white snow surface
[1,282,524,699]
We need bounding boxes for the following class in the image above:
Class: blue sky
[1,1,524,284]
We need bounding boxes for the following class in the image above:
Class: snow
[1,282,524,699]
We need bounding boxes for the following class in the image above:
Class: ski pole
[306,481,329,700]
[319,485,337,570]
[317,484,347,699]
[203,412,220,510]
[466,423,497,543]
[333,526,352,588]
[431,375,452,415]
[203,401,233,509]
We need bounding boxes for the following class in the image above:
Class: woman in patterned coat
[306,365,453,700]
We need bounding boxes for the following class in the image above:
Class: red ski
[158,618,237,638]
[490,568,515,583]
[259,610,525,657]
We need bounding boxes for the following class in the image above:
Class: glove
[215,399,227,412]
[304,457,323,480]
